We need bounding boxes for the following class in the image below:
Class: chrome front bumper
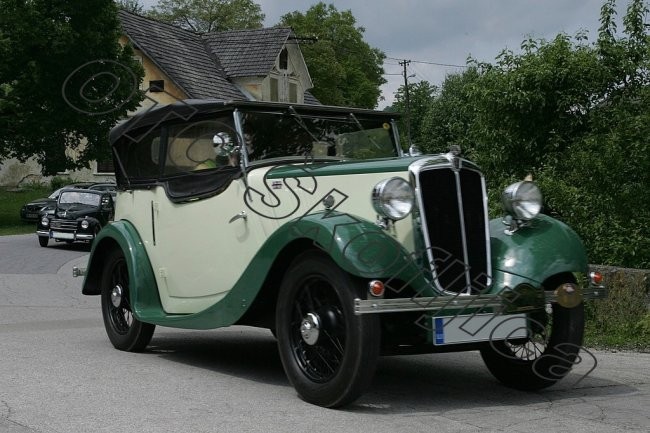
[36,230,94,241]
[354,284,608,315]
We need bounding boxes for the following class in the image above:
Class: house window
[149,80,165,92]
[279,48,288,70]
[133,56,145,90]
[270,77,279,101]
[289,82,298,103]
[96,159,115,174]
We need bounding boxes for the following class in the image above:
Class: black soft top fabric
[109,99,400,146]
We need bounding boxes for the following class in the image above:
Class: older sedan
[20,182,95,222]
[37,189,114,247]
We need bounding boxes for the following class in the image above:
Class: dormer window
[279,47,288,70]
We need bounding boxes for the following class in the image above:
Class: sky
[138,0,630,108]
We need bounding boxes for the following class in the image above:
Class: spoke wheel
[100,249,155,352]
[276,252,380,407]
[480,277,584,390]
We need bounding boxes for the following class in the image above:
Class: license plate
[433,313,528,345]
[51,231,74,240]
[26,213,38,218]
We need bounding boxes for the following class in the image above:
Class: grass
[0,186,51,235]
[583,267,650,352]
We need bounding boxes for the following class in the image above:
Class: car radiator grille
[416,167,490,294]
[50,219,77,231]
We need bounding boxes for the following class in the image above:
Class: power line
[386,56,468,69]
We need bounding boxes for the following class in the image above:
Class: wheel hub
[300,313,321,345]
[111,284,123,308]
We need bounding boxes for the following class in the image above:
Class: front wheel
[480,277,585,390]
[100,249,155,351]
[38,236,48,247]
[275,252,380,408]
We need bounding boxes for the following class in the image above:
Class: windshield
[58,191,101,207]
[240,111,399,163]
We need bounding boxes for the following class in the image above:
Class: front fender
[490,214,588,286]
[277,211,419,280]
[81,221,162,318]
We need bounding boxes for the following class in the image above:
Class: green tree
[418,68,481,155]
[280,3,386,108]
[390,80,438,149]
[0,0,144,175]
[116,0,145,14]
[148,0,264,32]
[417,0,649,268]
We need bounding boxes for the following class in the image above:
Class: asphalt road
[0,234,649,433]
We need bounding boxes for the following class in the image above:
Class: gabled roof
[118,10,244,100]
[118,11,315,103]
[202,27,292,77]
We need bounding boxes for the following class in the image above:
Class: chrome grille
[415,166,490,294]
[50,219,78,231]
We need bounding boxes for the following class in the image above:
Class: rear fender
[81,221,162,318]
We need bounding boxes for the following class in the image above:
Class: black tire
[100,249,155,352]
[480,276,584,390]
[275,251,380,408]
[38,236,48,247]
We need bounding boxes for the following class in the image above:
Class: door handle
[229,211,248,224]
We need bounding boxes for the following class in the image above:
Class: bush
[585,266,650,350]
[50,176,74,191]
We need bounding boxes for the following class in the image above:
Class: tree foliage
[413,0,649,268]
[0,0,144,175]
[116,0,145,14]
[148,0,264,32]
[389,80,438,149]
[280,2,386,108]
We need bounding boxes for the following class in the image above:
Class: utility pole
[399,59,412,145]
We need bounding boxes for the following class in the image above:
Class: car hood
[262,155,481,179]
[54,207,101,219]
[264,156,422,179]
[26,198,55,207]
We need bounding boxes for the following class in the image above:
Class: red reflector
[590,271,603,285]
[368,280,385,297]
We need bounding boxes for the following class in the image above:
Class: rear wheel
[100,249,155,351]
[275,252,380,407]
[480,276,584,390]
[38,236,48,247]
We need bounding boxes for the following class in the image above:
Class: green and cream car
[77,100,606,407]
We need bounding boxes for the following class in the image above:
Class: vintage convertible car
[76,100,606,407]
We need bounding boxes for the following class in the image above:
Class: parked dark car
[20,182,95,222]
[88,182,117,197]
[36,188,114,247]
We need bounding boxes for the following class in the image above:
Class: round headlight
[81,220,90,229]
[502,181,543,221]
[41,217,49,227]
[372,177,414,220]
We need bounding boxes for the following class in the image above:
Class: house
[118,10,317,108]
[0,10,317,186]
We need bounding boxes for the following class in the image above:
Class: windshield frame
[234,106,403,169]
